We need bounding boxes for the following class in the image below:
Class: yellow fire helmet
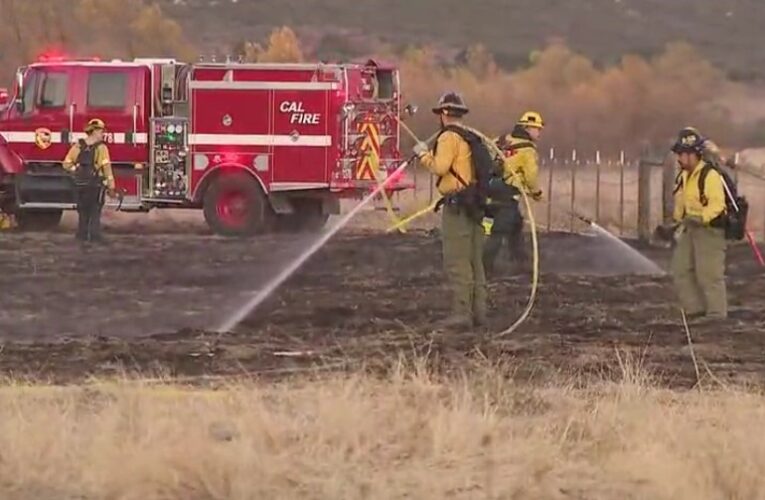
[517,111,544,129]
[85,118,106,133]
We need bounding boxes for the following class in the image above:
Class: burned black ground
[0,226,764,388]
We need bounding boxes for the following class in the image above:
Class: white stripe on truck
[188,134,331,147]
[0,131,148,144]
[189,81,339,91]
[0,132,38,143]
[1,131,327,147]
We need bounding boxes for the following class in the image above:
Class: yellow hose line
[381,128,443,233]
[494,188,540,338]
[386,198,440,233]
[369,152,406,233]
[384,123,540,336]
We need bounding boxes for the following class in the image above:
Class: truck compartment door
[271,89,329,186]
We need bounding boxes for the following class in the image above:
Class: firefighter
[670,128,728,321]
[679,126,735,178]
[413,92,487,329]
[62,118,116,244]
[483,111,544,277]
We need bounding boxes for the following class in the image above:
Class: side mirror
[13,71,24,113]
[403,104,418,117]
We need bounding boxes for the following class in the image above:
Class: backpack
[434,125,500,220]
[492,133,536,198]
[73,140,103,187]
[496,133,535,158]
[698,163,748,241]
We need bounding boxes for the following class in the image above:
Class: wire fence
[391,149,765,241]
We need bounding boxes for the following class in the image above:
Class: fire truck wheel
[16,209,63,231]
[203,173,271,237]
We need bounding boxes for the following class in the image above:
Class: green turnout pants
[671,225,727,317]
[441,205,487,321]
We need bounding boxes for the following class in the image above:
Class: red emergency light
[36,48,101,63]
[223,152,240,164]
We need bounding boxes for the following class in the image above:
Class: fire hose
[369,117,441,233]
[368,155,406,233]
[112,187,127,212]
[385,120,542,337]
[493,186,540,338]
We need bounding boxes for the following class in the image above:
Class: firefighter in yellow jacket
[413,92,487,329]
[670,128,728,321]
[679,126,736,179]
[483,111,544,276]
[63,118,115,244]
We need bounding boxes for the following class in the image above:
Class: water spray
[215,130,439,334]
[215,157,416,333]
[564,207,664,275]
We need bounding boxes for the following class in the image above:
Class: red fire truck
[0,57,408,235]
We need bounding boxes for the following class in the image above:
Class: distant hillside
[159,0,765,80]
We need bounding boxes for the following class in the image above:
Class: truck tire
[16,209,63,231]
[203,173,270,237]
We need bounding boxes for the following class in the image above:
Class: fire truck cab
[0,57,408,235]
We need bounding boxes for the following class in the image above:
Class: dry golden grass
[2,362,765,499]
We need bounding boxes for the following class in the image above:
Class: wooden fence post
[547,162,554,232]
[570,164,577,232]
[595,154,601,224]
[546,148,555,232]
[637,158,652,242]
[638,147,666,242]
[619,160,625,236]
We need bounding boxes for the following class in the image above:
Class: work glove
[413,142,429,158]
[106,188,118,199]
[683,215,705,228]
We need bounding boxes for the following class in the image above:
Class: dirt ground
[1,211,764,388]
